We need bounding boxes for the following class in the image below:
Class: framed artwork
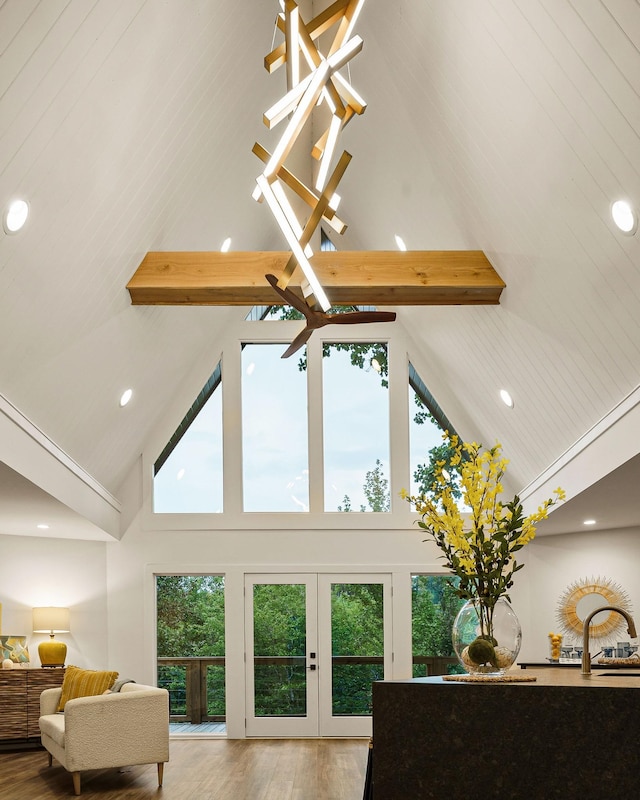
[0,635,30,663]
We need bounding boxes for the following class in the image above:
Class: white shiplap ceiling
[1,0,639,539]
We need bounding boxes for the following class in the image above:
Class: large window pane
[156,576,226,728]
[411,575,464,676]
[408,381,446,499]
[323,343,390,512]
[242,344,309,512]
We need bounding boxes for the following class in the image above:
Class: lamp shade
[33,607,70,634]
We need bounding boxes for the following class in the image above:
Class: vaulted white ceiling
[1,0,639,540]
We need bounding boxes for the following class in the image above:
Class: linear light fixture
[256,174,331,310]
[254,0,368,312]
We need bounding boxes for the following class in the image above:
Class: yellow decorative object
[39,638,67,667]
[548,632,562,660]
[56,665,119,711]
[33,606,70,667]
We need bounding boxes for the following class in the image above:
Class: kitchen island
[372,669,640,799]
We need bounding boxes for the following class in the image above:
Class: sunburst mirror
[556,576,633,643]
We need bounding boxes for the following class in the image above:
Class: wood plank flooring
[0,738,369,800]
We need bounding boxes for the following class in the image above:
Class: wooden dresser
[0,668,65,747]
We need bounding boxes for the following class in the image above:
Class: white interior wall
[513,526,640,663]
[0,533,109,669]
[106,504,640,738]
[3,521,639,735]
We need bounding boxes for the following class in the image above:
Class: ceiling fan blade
[325,311,397,324]
[265,274,312,319]
[281,325,314,359]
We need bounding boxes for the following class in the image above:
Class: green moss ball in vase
[453,597,522,676]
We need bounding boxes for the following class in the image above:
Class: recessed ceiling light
[611,200,637,234]
[37,523,49,530]
[394,234,407,251]
[3,199,29,234]
[119,389,133,407]
[583,519,596,526]
[500,389,514,408]
[221,237,231,252]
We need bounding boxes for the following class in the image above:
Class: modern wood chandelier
[251,0,406,354]
[253,0,368,313]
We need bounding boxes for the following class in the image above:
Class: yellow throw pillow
[57,665,119,711]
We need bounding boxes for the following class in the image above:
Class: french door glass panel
[330,582,384,715]
[245,575,318,737]
[318,574,391,737]
[253,583,307,717]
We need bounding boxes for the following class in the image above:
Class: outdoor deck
[169,721,226,736]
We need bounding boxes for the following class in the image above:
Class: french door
[244,573,392,737]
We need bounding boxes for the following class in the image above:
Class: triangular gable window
[408,362,458,498]
[153,361,223,513]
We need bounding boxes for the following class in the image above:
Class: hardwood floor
[0,738,369,800]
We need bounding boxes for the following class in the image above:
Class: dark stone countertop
[372,669,640,800]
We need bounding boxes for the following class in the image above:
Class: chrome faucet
[581,605,637,675]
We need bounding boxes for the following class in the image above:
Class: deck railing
[157,657,225,724]
[157,654,460,723]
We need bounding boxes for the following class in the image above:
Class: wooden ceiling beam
[126,251,505,306]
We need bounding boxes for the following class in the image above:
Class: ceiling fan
[265,273,396,358]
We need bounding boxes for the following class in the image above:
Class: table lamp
[33,607,70,667]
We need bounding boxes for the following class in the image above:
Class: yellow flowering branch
[403,434,565,613]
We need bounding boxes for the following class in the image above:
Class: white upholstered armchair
[39,683,169,796]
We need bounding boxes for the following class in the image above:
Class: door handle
[308,664,317,671]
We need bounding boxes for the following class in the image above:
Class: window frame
[143,317,437,531]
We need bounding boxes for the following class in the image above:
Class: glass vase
[452,597,522,676]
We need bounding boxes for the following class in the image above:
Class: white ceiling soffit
[0,461,113,542]
[534,452,640,537]
[0,1,638,538]
[0,393,120,540]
